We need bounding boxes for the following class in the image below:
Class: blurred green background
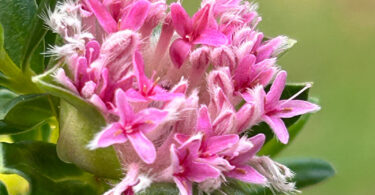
[182,0,375,194]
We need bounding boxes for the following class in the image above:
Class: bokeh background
[182,0,375,194]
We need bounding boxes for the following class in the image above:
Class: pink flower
[169,3,227,68]
[170,134,221,195]
[125,52,183,102]
[233,54,277,92]
[84,0,151,33]
[222,134,267,184]
[88,89,168,164]
[242,71,321,144]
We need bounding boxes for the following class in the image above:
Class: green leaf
[0,180,8,195]
[0,94,55,135]
[0,0,38,66]
[0,24,42,94]
[33,68,122,179]
[0,89,17,109]
[0,23,3,48]
[244,83,311,144]
[138,183,180,195]
[280,158,335,188]
[21,0,59,72]
[212,179,269,195]
[0,141,108,195]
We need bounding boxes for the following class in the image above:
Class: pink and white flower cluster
[46,0,320,194]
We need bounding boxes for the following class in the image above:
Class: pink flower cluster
[46,0,320,194]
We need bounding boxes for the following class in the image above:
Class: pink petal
[230,134,265,166]
[191,4,210,36]
[133,51,149,90]
[185,161,220,182]
[174,134,191,145]
[169,39,192,68]
[89,94,108,113]
[81,81,96,98]
[173,176,192,195]
[235,104,254,133]
[226,165,266,184]
[115,89,135,124]
[127,131,156,164]
[266,71,287,109]
[256,36,283,63]
[233,54,256,89]
[125,88,149,102]
[136,108,168,132]
[211,46,236,69]
[263,115,289,144]
[205,135,239,154]
[170,79,188,94]
[170,3,193,37]
[150,90,184,102]
[253,58,277,86]
[84,0,117,33]
[154,13,175,60]
[275,100,321,118]
[212,110,235,135]
[85,40,100,64]
[55,68,78,94]
[196,106,212,135]
[241,86,266,119]
[120,0,151,31]
[192,28,228,46]
[89,123,127,149]
[178,136,202,160]
[247,133,266,157]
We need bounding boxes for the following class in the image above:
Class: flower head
[243,71,321,143]
[45,0,319,194]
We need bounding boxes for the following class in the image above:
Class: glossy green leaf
[0,94,55,135]
[244,83,311,144]
[280,158,335,189]
[0,180,8,195]
[21,0,59,72]
[0,141,108,195]
[0,89,17,109]
[0,0,37,66]
[33,68,122,179]
[0,24,42,94]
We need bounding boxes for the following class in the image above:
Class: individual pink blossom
[170,134,221,195]
[169,3,227,68]
[88,89,168,164]
[242,71,321,144]
[222,134,267,184]
[125,52,183,102]
[233,54,277,92]
[84,0,151,33]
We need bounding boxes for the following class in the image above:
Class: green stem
[0,48,42,94]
